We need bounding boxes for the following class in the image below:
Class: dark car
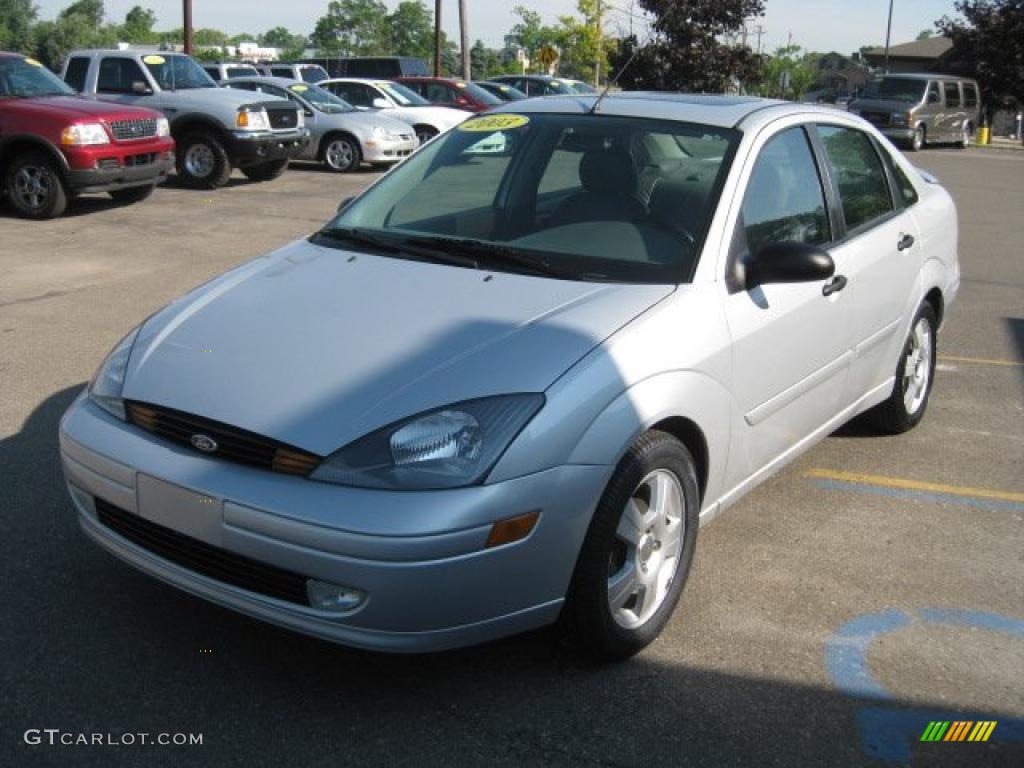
[476,81,527,102]
[394,77,502,112]
[304,57,428,79]
[488,75,575,97]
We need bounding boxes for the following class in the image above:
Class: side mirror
[337,196,355,213]
[744,242,834,290]
[131,81,153,95]
[304,108,314,118]
[371,97,390,109]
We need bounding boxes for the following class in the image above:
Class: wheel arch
[169,115,230,144]
[318,130,360,158]
[923,285,944,328]
[0,135,70,179]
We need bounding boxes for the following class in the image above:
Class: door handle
[822,275,847,297]
[897,232,915,251]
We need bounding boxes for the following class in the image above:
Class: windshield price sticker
[24,58,43,67]
[143,55,166,65]
[291,85,309,93]
[458,114,530,132]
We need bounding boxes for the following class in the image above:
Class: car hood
[15,95,160,121]
[153,86,288,110]
[124,240,673,455]
[850,97,923,113]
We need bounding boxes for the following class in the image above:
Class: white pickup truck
[62,50,310,188]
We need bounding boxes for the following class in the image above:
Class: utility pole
[433,0,442,76]
[183,0,193,55]
[884,0,895,73]
[594,0,604,88]
[459,0,470,80]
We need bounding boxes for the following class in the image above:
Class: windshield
[461,82,502,106]
[566,80,597,94]
[374,80,430,106]
[226,66,259,79]
[319,113,738,284]
[300,66,330,83]
[290,83,354,113]
[0,57,74,98]
[861,77,927,102]
[144,54,217,90]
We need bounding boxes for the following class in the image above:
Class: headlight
[156,117,171,137]
[370,124,386,138]
[310,394,544,490]
[236,108,270,131]
[61,123,110,146]
[891,111,910,127]
[88,326,141,420]
[295,110,305,129]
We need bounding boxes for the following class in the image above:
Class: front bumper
[59,394,608,652]
[881,128,916,143]
[362,136,418,164]
[66,149,175,194]
[228,128,310,167]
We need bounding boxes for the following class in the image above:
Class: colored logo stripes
[921,721,997,742]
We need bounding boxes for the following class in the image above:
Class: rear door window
[962,83,978,108]
[816,125,895,233]
[944,82,961,108]
[271,67,292,78]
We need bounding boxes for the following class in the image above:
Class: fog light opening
[485,510,540,548]
[306,580,365,613]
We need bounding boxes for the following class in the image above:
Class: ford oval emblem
[190,434,218,453]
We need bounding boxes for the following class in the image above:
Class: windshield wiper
[313,228,479,269]
[403,235,574,279]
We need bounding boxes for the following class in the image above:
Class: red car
[0,52,175,219]
[394,77,503,112]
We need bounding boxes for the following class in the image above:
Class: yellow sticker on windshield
[458,114,530,132]
[143,55,166,65]
[24,58,43,67]
[290,84,309,92]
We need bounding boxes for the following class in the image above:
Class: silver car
[60,95,959,659]
[226,76,417,172]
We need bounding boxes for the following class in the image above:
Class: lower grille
[125,401,320,476]
[95,497,311,606]
[861,111,890,128]
[125,153,157,167]
[266,108,299,130]
[108,118,159,142]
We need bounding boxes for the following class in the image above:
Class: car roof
[229,75,304,87]
[873,72,974,82]
[488,92,799,129]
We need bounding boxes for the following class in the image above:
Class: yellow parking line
[804,469,1024,504]
[938,355,1024,367]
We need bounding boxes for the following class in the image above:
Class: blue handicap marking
[824,608,1024,763]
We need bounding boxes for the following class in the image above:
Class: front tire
[321,135,361,173]
[909,125,925,152]
[560,430,699,661]
[176,133,232,189]
[869,303,938,434]
[5,151,68,219]
[414,125,438,145]
[108,185,155,204]
[241,159,289,182]
[958,123,972,149]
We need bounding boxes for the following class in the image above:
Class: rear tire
[868,303,938,434]
[413,125,438,145]
[108,185,155,204]
[5,150,68,219]
[176,133,232,189]
[559,430,700,661]
[241,159,289,182]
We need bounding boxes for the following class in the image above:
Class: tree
[311,0,388,56]
[0,0,37,53]
[555,0,608,83]
[60,0,104,28]
[614,0,766,92]
[754,45,820,100]
[916,28,934,40]
[32,0,116,70]
[121,5,156,43]
[386,1,434,60]
[937,0,1024,111]
[193,28,228,47]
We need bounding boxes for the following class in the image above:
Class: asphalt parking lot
[2,150,1022,767]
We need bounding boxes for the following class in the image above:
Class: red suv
[395,77,502,112]
[0,53,175,219]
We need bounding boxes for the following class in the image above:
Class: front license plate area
[136,475,223,547]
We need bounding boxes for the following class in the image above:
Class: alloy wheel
[184,143,215,178]
[607,469,686,630]
[13,165,52,211]
[325,139,355,171]
[902,317,933,415]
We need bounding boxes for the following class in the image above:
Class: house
[862,37,954,73]
[814,52,870,95]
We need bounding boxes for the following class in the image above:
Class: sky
[33,0,960,56]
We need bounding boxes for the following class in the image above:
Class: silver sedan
[226,76,417,172]
[60,95,959,660]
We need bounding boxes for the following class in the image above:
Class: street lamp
[884,0,894,73]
